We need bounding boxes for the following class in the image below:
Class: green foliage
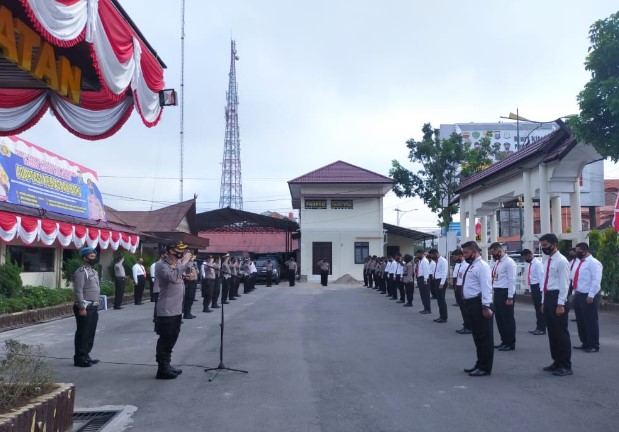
[594,228,619,302]
[61,253,82,287]
[0,286,73,314]
[100,279,115,296]
[0,255,23,298]
[390,123,496,228]
[572,11,619,161]
[588,229,602,255]
[558,239,573,258]
[0,339,56,410]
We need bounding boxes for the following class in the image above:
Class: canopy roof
[196,207,299,232]
[383,223,436,242]
[0,0,167,140]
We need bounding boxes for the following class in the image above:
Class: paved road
[2,282,619,431]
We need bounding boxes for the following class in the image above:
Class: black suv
[255,256,281,285]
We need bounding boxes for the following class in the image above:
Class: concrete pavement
[1,282,618,431]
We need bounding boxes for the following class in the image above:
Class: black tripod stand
[204,275,248,382]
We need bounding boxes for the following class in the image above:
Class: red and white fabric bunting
[0,0,165,140]
[0,211,139,252]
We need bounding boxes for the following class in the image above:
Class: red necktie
[573,259,584,291]
[492,260,500,282]
[543,258,552,294]
[528,263,532,285]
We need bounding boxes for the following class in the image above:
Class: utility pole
[394,208,417,226]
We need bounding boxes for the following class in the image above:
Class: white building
[288,161,434,282]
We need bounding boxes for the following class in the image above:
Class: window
[354,242,369,264]
[8,246,55,272]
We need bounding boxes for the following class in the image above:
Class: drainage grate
[72,410,122,432]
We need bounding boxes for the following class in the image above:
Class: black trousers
[429,276,437,298]
[544,290,572,369]
[149,278,155,302]
[73,304,98,364]
[202,279,214,311]
[266,272,272,287]
[454,284,471,329]
[320,270,329,286]
[114,277,125,308]
[376,274,385,292]
[573,292,600,349]
[155,315,182,366]
[493,288,516,348]
[152,292,159,321]
[465,297,494,373]
[288,271,295,286]
[434,278,447,320]
[363,269,368,286]
[387,274,395,298]
[183,280,197,315]
[229,277,238,298]
[396,275,404,300]
[530,284,546,332]
[368,270,375,288]
[212,278,221,307]
[404,281,414,305]
[417,277,431,311]
[221,277,230,301]
[134,275,145,304]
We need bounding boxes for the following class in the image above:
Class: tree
[390,123,495,229]
[572,11,619,161]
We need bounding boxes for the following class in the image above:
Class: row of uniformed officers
[362,233,602,377]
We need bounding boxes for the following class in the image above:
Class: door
[312,242,332,275]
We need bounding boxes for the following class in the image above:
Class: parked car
[255,256,281,285]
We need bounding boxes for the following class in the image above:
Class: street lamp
[394,208,418,226]
[500,111,578,149]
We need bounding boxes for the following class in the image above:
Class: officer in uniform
[317,258,330,286]
[182,255,198,319]
[402,254,415,307]
[73,247,101,367]
[287,258,297,286]
[265,259,273,287]
[451,249,471,334]
[572,242,603,353]
[155,241,191,379]
[488,242,517,351]
[521,249,546,335]
[415,250,432,314]
[112,255,125,309]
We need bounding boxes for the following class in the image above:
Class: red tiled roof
[288,161,393,184]
[106,200,196,233]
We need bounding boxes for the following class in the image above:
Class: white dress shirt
[132,263,146,284]
[418,257,430,279]
[434,256,448,282]
[150,262,157,281]
[453,261,469,286]
[385,260,395,275]
[491,254,517,298]
[428,260,436,278]
[572,255,603,298]
[527,258,544,286]
[462,256,493,307]
[541,251,570,305]
[394,261,403,276]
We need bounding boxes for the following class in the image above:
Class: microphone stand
[202,263,248,382]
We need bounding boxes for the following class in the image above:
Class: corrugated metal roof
[288,161,393,184]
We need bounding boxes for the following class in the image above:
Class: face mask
[464,255,474,264]
[576,251,585,259]
[541,247,553,255]
[175,252,184,259]
[491,253,501,261]
[525,258,532,263]
[86,256,98,265]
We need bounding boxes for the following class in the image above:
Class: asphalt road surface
[2,282,618,431]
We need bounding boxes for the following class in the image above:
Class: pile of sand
[332,274,362,285]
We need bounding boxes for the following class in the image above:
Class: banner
[0,136,106,221]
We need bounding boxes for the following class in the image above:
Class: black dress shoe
[87,358,100,364]
[584,347,599,353]
[543,363,559,372]
[434,318,447,323]
[403,303,412,307]
[222,301,230,304]
[420,310,431,314]
[530,330,546,335]
[203,309,213,313]
[168,365,182,374]
[552,368,573,377]
[183,314,196,319]
[114,306,124,310]
[156,369,178,380]
[74,361,92,368]
[396,300,405,303]
[229,297,237,300]
[457,328,472,334]
[463,366,478,373]
[469,369,491,377]
[211,305,221,308]
[498,345,515,351]
[494,343,506,349]
[573,345,586,350]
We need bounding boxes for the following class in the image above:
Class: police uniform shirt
[462,257,493,307]
[572,255,603,297]
[541,251,570,305]
[434,256,448,282]
[491,254,517,298]
[319,260,330,271]
[155,256,189,317]
[74,266,100,306]
[527,258,544,286]
[114,262,125,278]
[403,261,414,283]
[151,261,160,294]
[454,261,469,286]
[418,256,430,280]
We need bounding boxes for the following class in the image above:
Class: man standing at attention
[318,257,330,287]
[461,241,494,377]
[521,249,546,336]
[287,257,297,286]
[429,249,449,323]
[572,242,603,353]
[415,250,431,314]
[452,249,471,334]
[73,247,101,368]
[155,242,191,379]
[539,233,572,376]
[113,255,125,310]
[132,257,147,305]
[488,242,517,351]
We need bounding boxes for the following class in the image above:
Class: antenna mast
[179,0,186,201]
[218,40,243,209]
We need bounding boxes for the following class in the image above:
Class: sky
[16,0,619,232]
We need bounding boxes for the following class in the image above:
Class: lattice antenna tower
[218,40,243,209]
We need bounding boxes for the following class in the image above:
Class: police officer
[488,242,517,351]
[182,255,198,319]
[521,249,546,335]
[73,246,101,367]
[287,258,297,286]
[201,255,215,312]
[155,241,191,379]
[318,258,330,286]
[572,242,603,353]
[265,259,274,287]
[402,254,415,307]
[451,249,471,334]
[112,255,125,310]
[415,250,432,314]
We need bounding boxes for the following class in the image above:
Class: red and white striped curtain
[0,211,139,252]
[0,0,165,140]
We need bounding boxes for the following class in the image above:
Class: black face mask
[86,256,98,265]
[576,251,586,259]
[464,255,475,264]
[491,253,501,261]
[541,247,553,255]
[175,252,184,259]
[525,258,532,263]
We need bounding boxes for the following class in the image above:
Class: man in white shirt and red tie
[539,233,573,376]
[571,242,603,353]
[415,250,432,314]
[451,249,471,334]
[488,242,517,351]
[429,249,449,323]
[521,249,546,335]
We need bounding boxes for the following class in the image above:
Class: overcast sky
[17,0,619,231]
